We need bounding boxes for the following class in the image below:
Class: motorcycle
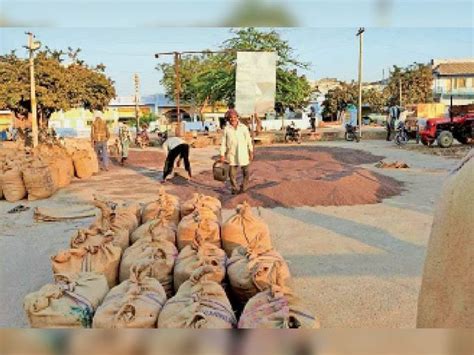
[345,124,360,142]
[284,124,302,144]
[395,121,409,145]
[135,129,150,148]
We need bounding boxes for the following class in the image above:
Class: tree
[0,48,116,124]
[322,82,388,120]
[157,28,313,116]
[384,63,433,105]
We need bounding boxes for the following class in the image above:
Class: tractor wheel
[437,130,454,148]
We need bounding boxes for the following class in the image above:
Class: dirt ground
[0,140,465,327]
[402,142,472,159]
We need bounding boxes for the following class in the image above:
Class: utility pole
[356,27,365,138]
[399,76,403,108]
[134,73,140,135]
[24,32,41,147]
[174,52,181,136]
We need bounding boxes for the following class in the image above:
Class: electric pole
[356,27,365,138]
[24,32,41,147]
[399,76,403,108]
[134,73,140,134]
[174,52,181,136]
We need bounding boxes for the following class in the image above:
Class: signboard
[235,51,277,116]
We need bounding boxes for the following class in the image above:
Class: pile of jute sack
[0,139,98,202]
[23,189,319,328]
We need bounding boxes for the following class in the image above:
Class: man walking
[91,111,110,171]
[387,102,400,141]
[118,122,131,166]
[162,134,192,182]
[310,105,316,132]
[220,111,254,194]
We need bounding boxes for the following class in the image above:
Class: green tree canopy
[0,48,116,122]
[322,62,433,119]
[384,63,433,105]
[157,27,313,115]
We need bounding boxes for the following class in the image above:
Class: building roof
[109,94,176,107]
[433,62,474,76]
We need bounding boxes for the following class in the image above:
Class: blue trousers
[94,141,109,169]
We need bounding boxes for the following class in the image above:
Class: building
[310,78,342,96]
[0,110,13,131]
[432,59,474,105]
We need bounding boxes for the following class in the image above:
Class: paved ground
[0,140,467,327]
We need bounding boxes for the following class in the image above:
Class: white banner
[235,51,277,116]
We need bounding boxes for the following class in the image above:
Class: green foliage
[139,112,157,125]
[0,48,116,120]
[384,63,433,105]
[157,28,313,113]
[323,63,433,118]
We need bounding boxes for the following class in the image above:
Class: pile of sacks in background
[24,189,319,328]
[0,139,98,202]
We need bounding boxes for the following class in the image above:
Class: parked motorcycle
[135,128,150,148]
[284,124,302,144]
[395,121,409,145]
[345,124,360,142]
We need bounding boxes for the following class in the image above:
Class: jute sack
[238,285,319,329]
[130,216,177,245]
[91,198,138,238]
[51,238,122,288]
[22,160,56,201]
[174,236,226,292]
[48,155,73,188]
[93,263,167,328]
[177,210,221,251]
[119,239,178,298]
[227,244,291,305]
[180,193,222,221]
[222,202,271,257]
[0,171,4,200]
[71,228,129,253]
[142,188,180,224]
[1,168,27,202]
[36,144,74,188]
[23,272,109,328]
[72,150,94,179]
[121,201,143,226]
[158,266,236,329]
[417,151,474,328]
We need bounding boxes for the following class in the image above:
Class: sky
[1,1,473,97]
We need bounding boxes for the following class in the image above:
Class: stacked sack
[32,144,75,189]
[63,138,99,178]
[121,189,181,298]
[222,202,319,329]
[93,263,167,328]
[24,272,109,328]
[23,190,318,328]
[0,140,96,202]
[158,265,236,328]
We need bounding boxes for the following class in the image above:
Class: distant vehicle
[344,124,360,142]
[395,119,420,145]
[419,113,474,148]
[284,123,302,144]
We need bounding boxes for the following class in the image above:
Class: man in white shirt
[220,111,254,194]
[162,134,192,182]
